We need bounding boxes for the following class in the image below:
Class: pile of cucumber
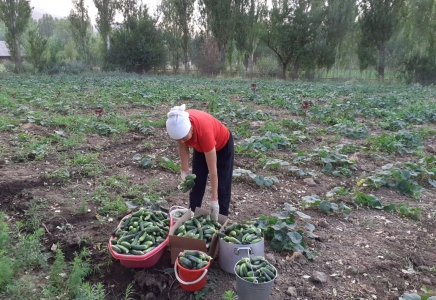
[178,250,212,270]
[217,222,263,245]
[236,256,276,283]
[110,208,170,255]
[175,214,222,249]
[180,174,196,193]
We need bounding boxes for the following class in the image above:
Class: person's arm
[178,141,190,171]
[204,147,218,200]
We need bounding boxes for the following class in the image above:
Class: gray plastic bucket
[234,262,277,300]
[219,238,264,274]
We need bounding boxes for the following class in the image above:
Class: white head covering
[166,104,191,140]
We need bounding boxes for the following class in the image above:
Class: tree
[323,0,356,71]
[38,13,55,38]
[93,0,117,55]
[0,0,32,73]
[172,0,195,70]
[201,0,233,63]
[25,28,48,72]
[118,0,138,22]
[260,0,326,80]
[233,0,264,73]
[107,10,166,73]
[358,0,404,80]
[68,0,91,64]
[0,20,6,40]
[157,0,182,72]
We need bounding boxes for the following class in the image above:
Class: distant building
[0,41,12,61]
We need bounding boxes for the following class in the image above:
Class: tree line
[0,0,436,84]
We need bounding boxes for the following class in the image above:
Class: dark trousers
[189,132,234,216]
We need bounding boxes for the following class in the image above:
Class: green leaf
[383,203,396,212]
[322,163,333,175]
[132,154,142,161]
[301,195,321,203]
[304,222,315,232]
[429,179,436,188]
[292,243,305,252]
[399,294,422,300]
[271,211,290,220]
[319,201,332,212]
[270,237,285,251]
[296,211,311,219]
[274,230,287,242]
[305,231,319,238]
[254,175,265,186]
[287,232,302,244]
[284,203,297,212]
[272,221,287,231]
[370,199,383,209]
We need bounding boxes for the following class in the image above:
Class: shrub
[107,16,166,73]
[254,56,281,78]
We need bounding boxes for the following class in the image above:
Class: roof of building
[0,41,11,57]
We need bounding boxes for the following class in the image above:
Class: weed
[222,290,239,300]
[123,284,136,300]
[80,198,88,214]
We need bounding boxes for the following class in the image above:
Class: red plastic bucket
[108,212,171,268]
[175,251,211,292]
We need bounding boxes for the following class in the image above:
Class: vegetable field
[1,74,436,300]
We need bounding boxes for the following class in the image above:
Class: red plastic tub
[108,212,170,268]
[175,251,211,292]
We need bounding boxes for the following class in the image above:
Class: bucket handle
[174,262,208,285]
[234,246,253,256]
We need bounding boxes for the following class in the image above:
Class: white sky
[29,0,160,24]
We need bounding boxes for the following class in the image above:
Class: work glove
[181,170,190,181]
[210,199,219,221]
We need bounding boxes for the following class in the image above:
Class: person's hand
[181,170,190,181]
[210,199,219,221]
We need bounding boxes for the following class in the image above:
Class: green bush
[2,61,15,73]
[254,56,281,78]
[107,16,166,73]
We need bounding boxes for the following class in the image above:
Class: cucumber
[184,250,201,257]
[261,267,275,279]
[131,250,144,255]
[186,255,202,264]
[117,244,129,254]
[195,261,208,269]
[250,238,262,244]
[110,239,118,245]
[118,234,136,243]
[145,226,160,233]
[185,174,196,181]
[243,277,255,282]
[181,186,192,193]
[120,241,132,249]
[179,257,192,269]
[111,245,122,253]
[144,246,156,253]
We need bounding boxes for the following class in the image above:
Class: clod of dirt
[317,218,329,228]
[265,253,277,265]
[0,159,5,168]
[134,270,168,295]
[311,271,327,283]
[303,178,317,186]
[409,253,425,267]
[285,286,298,297]
[288,252,308,265]
[425,145,436,153]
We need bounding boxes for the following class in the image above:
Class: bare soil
[1,103,436,300]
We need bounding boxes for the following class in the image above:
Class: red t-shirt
[184,109,230,153]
